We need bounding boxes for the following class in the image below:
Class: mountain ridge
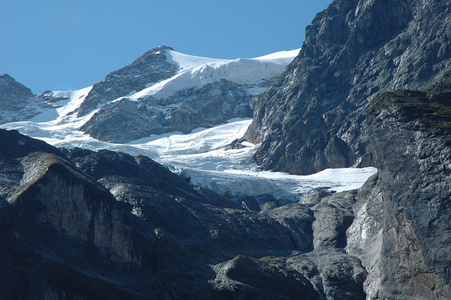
[0,74,51,124]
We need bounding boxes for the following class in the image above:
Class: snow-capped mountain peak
[70,46,300,143]
[69,46,300,120]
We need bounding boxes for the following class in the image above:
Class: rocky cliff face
[346,81,451,299]
[0,130,158,299]
[241,0,451,298]
[245,0,451,175]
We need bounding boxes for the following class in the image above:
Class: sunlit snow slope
[129,49,298,100]
[1,48,376,202]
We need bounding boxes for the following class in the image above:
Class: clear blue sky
[1,0,333,94]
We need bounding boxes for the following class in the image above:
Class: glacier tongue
[126,118,376,201]
[2,116,376,202]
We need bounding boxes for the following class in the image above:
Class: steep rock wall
[245,0,451,175]
[0,74,49,123]
[347,82,451,299]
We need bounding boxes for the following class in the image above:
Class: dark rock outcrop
[0,131,159,299]
[288,250,367,300]
[245,0,451,175]
[212,255,321,299]
[312,190,356,249]
[38,90,70,103]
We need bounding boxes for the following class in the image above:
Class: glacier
[1,48,376,203]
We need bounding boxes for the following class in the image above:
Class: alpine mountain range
[1,0,451,299]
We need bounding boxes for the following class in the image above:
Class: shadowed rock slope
[80,80,253,143]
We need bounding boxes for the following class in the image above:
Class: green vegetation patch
[367,80,451,131]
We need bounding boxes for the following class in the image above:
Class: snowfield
[1,48,377,203]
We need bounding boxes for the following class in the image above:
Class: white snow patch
[166,50,230,71]
[130,58,288,100]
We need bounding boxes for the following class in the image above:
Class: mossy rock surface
[368,80,451,131]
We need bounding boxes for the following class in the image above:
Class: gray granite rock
[288,250,367,300]
[212,255,321,299]
[312,190,356,249]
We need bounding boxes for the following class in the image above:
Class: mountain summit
[0,74,49,123]
[79,46,298,143]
